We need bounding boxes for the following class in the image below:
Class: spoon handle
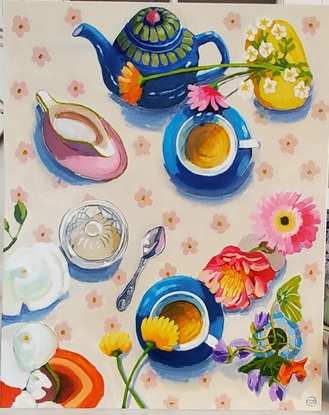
[116,258,147,312]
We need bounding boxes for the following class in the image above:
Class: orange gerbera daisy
[118,62,143,105]
[278,357,308,386]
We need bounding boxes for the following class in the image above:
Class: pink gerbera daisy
[250,192,320,255]
[187,85,229,112]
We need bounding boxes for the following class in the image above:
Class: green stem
[269,301,278,344]
[3,223,23,253]
[116,356,145,409]
[232,346,273,356]
[43,363,60,401]
[211,69,255,88]
[122,344,154,409]
[140,62,283,85]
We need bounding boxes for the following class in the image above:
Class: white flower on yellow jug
[283,67,299,83]
[245,24,258,41]
[1,323,58,390]
[3,243,70,316]
[256,16,273,31]
[294,81,310,99]
[263,78,277,94]
[26,369,53,401]
[243,45,258,62]
[259,41,274,58]
[238,79,254,99]
[271,23,287,40]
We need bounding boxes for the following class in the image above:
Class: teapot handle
[194,31,230,83]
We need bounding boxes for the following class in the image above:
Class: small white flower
[271,24,287,40]
[263,78,277,94]
[259,41,274,58]
[26,369,52,401]
[245,24,258,41]
[12,391,37,408]
[256,16,273,30]
[283,67,299,83]
[294,81,310,99]
[243,45,259,62]
[238,79,254,99]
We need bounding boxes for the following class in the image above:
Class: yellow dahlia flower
[99,331,132,357]
[141,316,179,351]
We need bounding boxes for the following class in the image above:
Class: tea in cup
[176,113,260,176]
[150,291,218,351]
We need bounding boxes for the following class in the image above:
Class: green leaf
[4,218,10,232]
[276,275,302,323]
[14,200,27,225]
[278,43,286,54]
[238,357,264,374]
[286,37,294,45]
[272,70,281,77]
[251,40,259,49]
[287,44,296,53]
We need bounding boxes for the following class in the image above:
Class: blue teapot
[73,7,230,109]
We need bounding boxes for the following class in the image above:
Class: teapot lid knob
[145,10,161,24]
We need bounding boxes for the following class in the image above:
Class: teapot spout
[73,23,125,95]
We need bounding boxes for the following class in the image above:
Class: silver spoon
[116,226,166,312]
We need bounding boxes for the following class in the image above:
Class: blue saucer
[135,276,224,368]
[162,107,254,198]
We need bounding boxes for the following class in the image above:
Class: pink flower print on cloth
[134,136,151,155]
[162,211,180,231]
[251,191,320,256]
[112,268,127,286]
[163,396,179,410]
[181,237,198,255]
[134,187,153,208]
[10,81,28,100]
[223,12,241,31]
[255,161,274,181]
[198,373,212,388]
[54,321,72,341]
[104,316,121,332]
[311,100,329,121]
[307,359,322,379]
[300,160,321,181]
[31,47,51,67]
[52,177,68,189]
[33,225,53,243]
[15,141,35,163]
[302,16,320,36]
[67,80,85,98]
[85,289,103,309]
[210,214,230,234]
[279,134,298,154]
[303,262,321,282]
[278,400,295,411]
[215,394,231,410]
[159,263,177,279]
[253,109,270,125]
[12,16,30,38]
[299,319,314,338]
[10,186,28,203]
[141,369,158,389]
[65,7,82,27]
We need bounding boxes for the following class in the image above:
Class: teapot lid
[125,7,182,48]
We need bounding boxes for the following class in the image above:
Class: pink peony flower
[141,369,158,389]
[67,80,85,98]
[159,263,177,279]
[223,12,241,31]
[112,268,127,286]
[187,85,229,112]
[199,245,276,310]
[85,289,103,309]
[54,321,72,341]
[10,81,28,100]
[215,394,231,410]
[10,186,28,203]
[52,177,68,189]
[210,214,230,234]
[255,161,274,181]
[31,47,51,67]
[163,396,179,409]
[15,141,35,163]
[311,100,329,121]
[33,225,53,243]
[250,191,320,255]
[300,160,321,181]
[299,319,314,338]
[104,316,121,332]
[198,373,212,387]
[65,7,82,27]
[302,16,320,36]
[12,15,30,38]
[134,187,153,208]
[134,136,151,155]
[307,359,322,379]
[303,262,321,282]
[162,211,180,231]
[181,237,198,255]
[279,134,298,154]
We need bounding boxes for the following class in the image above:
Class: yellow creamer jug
[245,20,312,111]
